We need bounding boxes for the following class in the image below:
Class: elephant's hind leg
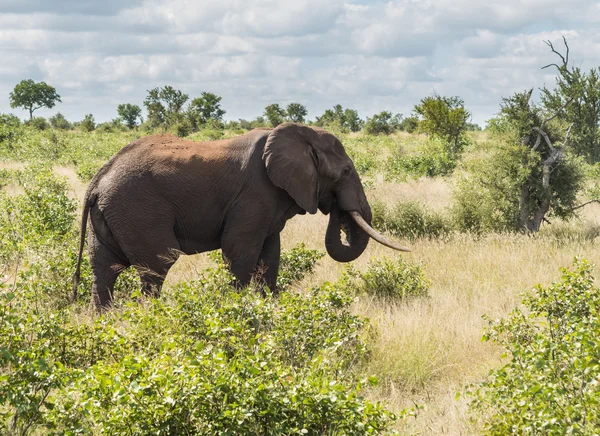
[88,231,129,310]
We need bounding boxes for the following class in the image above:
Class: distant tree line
[3,79,481,139]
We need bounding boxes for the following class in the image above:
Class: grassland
[1,127,600,434]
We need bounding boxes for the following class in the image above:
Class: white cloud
[0,0,599,126]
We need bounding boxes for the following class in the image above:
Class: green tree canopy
[144,86,189,130]
[363,111,401,135]
[264,104,286,127]
[49,112,71,130]
[187,92,226,129]
[117,103,142,129]
[414,94,471,155]
[286,103,308,123]
[9,79,61,120]
[314,104,363,132]
[540,37,600,162]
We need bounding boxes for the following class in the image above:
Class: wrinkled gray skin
[73,123,378,309]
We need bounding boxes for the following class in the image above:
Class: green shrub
[25,116,50,131]
[277,243,325,291]
[386,138,457,180]
[49,112,71,130]
[469,259,600,434]
[340,257,430,301]
[373,200,450,240]
[2,266,398,434]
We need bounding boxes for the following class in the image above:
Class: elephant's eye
[341,167,351,176]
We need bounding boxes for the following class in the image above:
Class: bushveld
[1,125,599,435]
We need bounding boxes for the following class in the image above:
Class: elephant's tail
[72,193,97,303]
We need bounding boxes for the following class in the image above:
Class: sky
[1,0,599,127]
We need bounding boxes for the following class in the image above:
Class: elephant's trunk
[325,202,371,262]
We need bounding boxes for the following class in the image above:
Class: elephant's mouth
[340,215,352,247]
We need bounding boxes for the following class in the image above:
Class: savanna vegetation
[1,38,600,434]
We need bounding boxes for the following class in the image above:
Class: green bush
[2,268,398,434]
[469,259,600,434]
[340,257,430,301]
[277,243,324,291]
[25,116,50,131]
[372,200,450,240]
[385,138,457,180]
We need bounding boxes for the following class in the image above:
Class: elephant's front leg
[257,233,281,295]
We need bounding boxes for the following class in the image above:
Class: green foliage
[49,112,71,130]
[414,93,471,156]
[386,138,457,179]
[314,105,364,133]
[9,79,61,119]
[372,200,450,240]
[540,38,600,163]
[170,117,193,137]
[277,243,325,291]
[1,269,397,434]
[144,86,189,130]
[264,103,286,127]
[363,111,402,136]
[339,257,430,302]
[470,259,600,434]
[0,166,76,264]
[468,90,586,233]
[78,114,95,132]
[286,102,308,123]
[117,103,142,129]
[397,115,419,133]
[187,92,226,130]
[452,142,534,233]
[25,116,49,131]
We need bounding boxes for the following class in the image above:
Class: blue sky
[1,0,599,126]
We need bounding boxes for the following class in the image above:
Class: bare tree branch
[568,199,600,212]
[542,36,570,71]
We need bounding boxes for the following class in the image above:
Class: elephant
[72,122,409,309]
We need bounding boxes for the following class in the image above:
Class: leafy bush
[469,259,600,434]
[386,138,457,180]
[1,267,398,434]
[277,243,325,291]
[0,166,76,265]
[340,257,430,301]
[49,112,71,130]
[372,200,450,240]
[25,116,50,131]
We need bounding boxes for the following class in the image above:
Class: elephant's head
[263,122,409,262]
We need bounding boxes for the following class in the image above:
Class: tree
[187,92,226,129]
[264,104,286,127]
[286,103,307,123]
[9,79,61,120]
[343,109,364,132]
[363,111,402,135]
[80,114,95,132]
[540,37,600,162]
[117,104,142,129]
[314,104,363,132]
[144,86,189,130]
[49,112,71,130]
[398,116,419,133]
[414,94,471,156]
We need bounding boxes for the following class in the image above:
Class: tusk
[348,211,411,252]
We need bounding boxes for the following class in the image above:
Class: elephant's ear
[263,123,319,214]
